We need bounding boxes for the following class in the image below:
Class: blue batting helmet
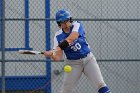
[56,9,71,23]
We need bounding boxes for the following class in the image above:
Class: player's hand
[43,51,53,57]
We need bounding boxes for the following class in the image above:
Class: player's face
[60,20,71,29]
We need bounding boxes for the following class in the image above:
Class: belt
[67,52,90,60]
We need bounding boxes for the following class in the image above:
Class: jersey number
[71,43,81,51]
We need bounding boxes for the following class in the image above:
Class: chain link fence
[0,0,140,93]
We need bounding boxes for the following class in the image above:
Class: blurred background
[0,0,140,93]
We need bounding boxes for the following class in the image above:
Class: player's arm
[44,33,63,61]
[65,22,81,44]
[44,31,79,60]
[43,50,63,61]
[55,31,79,51]
[65,31,79,45]
[58,22,81,50]
[44,22,81,59]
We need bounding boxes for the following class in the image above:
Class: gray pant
[60,52,106,93]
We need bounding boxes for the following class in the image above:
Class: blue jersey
[53,21,90,60]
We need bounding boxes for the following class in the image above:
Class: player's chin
[66,26,70,29]
[61,26,67,29]
[61,25,67,28]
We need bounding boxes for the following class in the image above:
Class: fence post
[45,0,51,93]
[1,0,5,93]
[24,0,30,48]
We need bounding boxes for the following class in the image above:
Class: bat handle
[50,50,57,56]
[40,52,44,54]
[42,50,57,56]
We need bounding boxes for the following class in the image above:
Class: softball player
[44,9,111,93]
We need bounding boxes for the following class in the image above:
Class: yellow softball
[64,65,72,73]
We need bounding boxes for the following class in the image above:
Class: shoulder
[71,21,81,26]
[71,21,83,29]
[71,21,84,32]
[54,29,63,37]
